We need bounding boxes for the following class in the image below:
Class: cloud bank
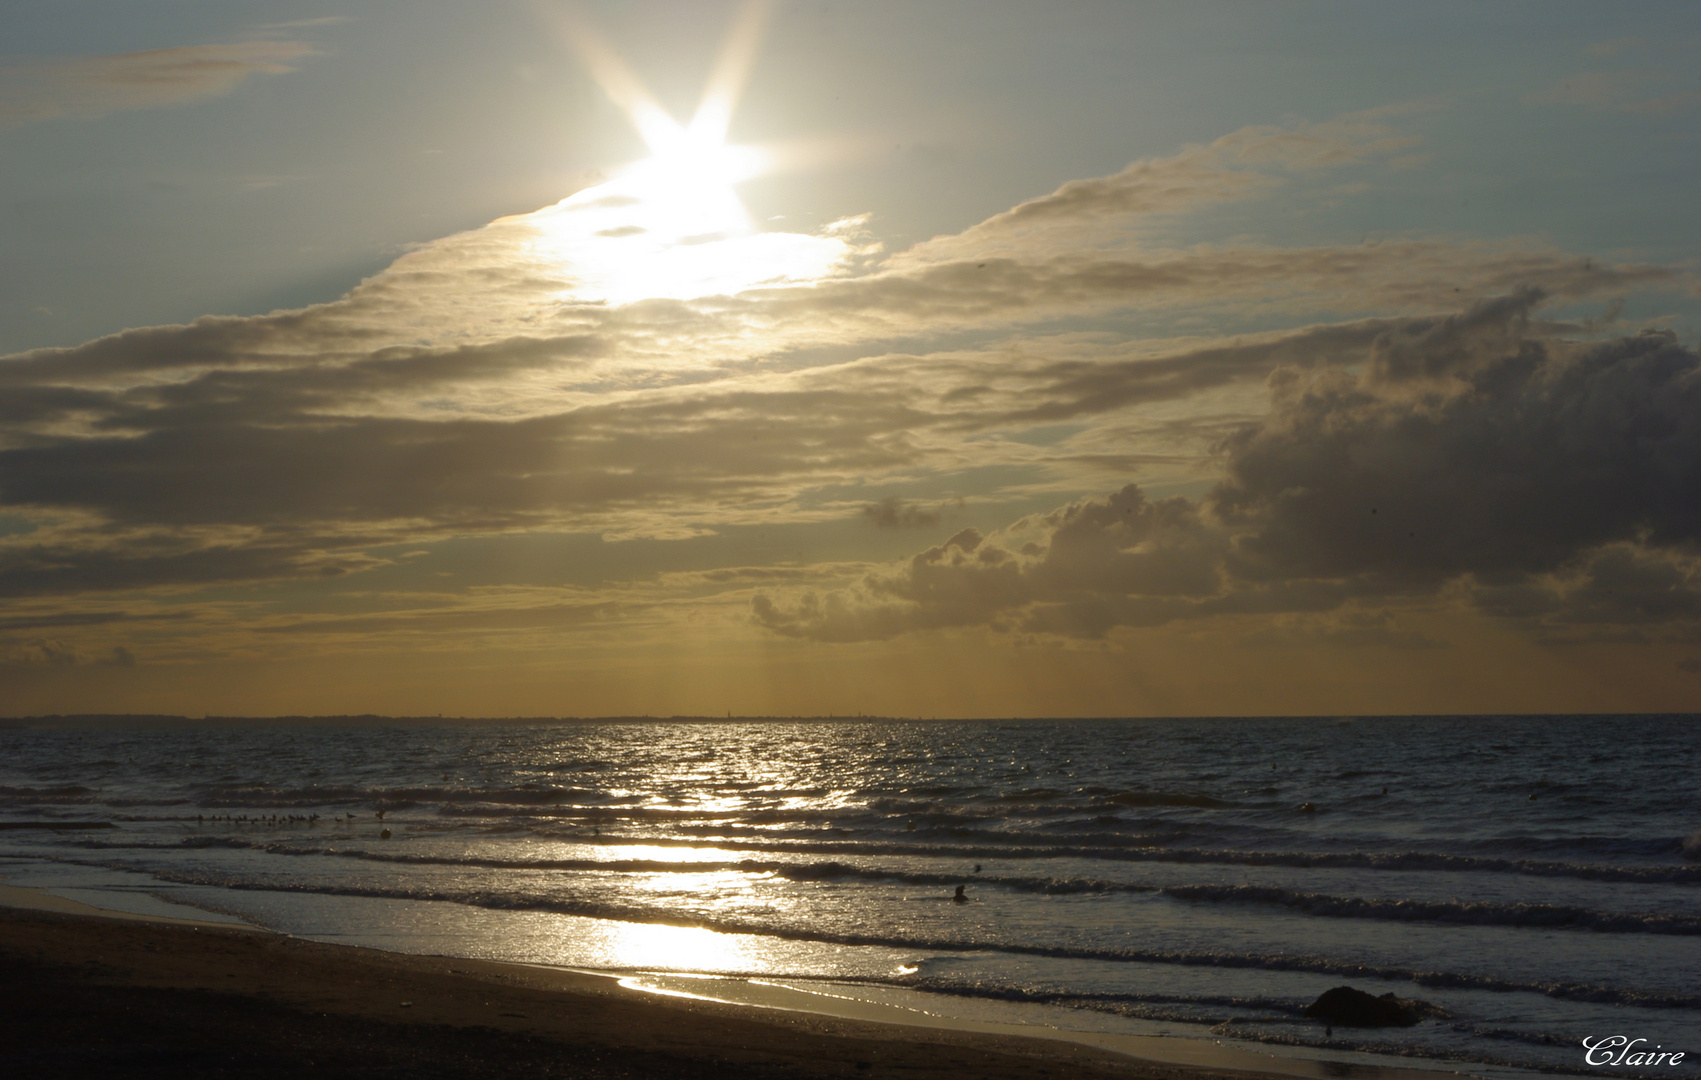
[0,41,315,128]
[754,292,1701,642]
[1,114,1696,679]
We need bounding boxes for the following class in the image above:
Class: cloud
[0,609,182,632]
[1525,69,1700,115]
[0,638,133,668]
[1585,37,1643,59]
[1470,544,1701,629]
[754,295,1701,642]
[1214,292,1701,585]
[747,240,1685,349]
[754,487,1230,642]
[0,313,1458,596]
[0,41,314,128]
[862,497,942,528]
[0,639,78,667]
[253,600,624,638]
[0,113,1693,614]
[0,258,1686,598]
[1236,609,1445,651]
[895,117,1421,264]
[255,17,353,32]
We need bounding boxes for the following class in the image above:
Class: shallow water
[1,715,1696,1078]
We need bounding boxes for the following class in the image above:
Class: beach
[2,716,1695,1079]
[0,899,1306,1080]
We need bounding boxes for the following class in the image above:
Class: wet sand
[0,900,1315,1080]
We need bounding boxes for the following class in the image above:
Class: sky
[1,0,1699,718]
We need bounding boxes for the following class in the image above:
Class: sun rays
[522,0,850,304]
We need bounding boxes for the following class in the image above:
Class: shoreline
[0,888,1452,1080]
[3,718,1684,1080]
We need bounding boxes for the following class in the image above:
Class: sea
[1,714,1697,1079]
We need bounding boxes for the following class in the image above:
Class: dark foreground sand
[0,906,1298,1080]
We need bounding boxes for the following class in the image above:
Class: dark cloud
[0,610,186,631]
[1214,292,1701,585]
[755,298,1701,642]
[9,293,1695,604]
[993,320,1395,425]
[748,243,1680,339]
[3,304,1352,594]
[1473,545,1701,628]
[686,566,824,584]
[0,539,385,598]
[756,488,1229,641]
[862,497,941,529]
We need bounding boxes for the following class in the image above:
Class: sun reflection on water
[591,918,756,972]
[587,843,746,863]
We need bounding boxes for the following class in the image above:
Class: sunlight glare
[532,0,849,304]
[600,919,755,972]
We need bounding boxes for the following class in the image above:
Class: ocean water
[1,715,1697,1078]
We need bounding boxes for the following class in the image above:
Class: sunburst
[528,1,847,304]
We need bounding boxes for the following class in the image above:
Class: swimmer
[953,885,967,903]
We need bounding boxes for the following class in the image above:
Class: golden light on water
[598,916,757,972]
[587,843,746,864]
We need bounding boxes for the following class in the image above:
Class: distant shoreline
[4,711,1695,729]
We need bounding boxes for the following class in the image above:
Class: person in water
[953,885,967,903]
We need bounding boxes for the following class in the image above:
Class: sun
[524,0,848,305]
[612,120,767,242]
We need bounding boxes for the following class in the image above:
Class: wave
[1105,790,1229,809]
[115,866,1701,1012]
[0,785,96,804]
[191,783,628,809]
[903,980,1311,1019]
[72,833,1701,907]
[1160,883,1701,935]
[54,778,1245,826]
[127,837,1158,895]
[454,827,1701,884]
[828,972,1679,1078]
[1099,845,1701,884]
[980,786,1228,809]
[26,778,1698,886]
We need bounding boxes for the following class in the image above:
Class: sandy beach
[0,899,1310,1080]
